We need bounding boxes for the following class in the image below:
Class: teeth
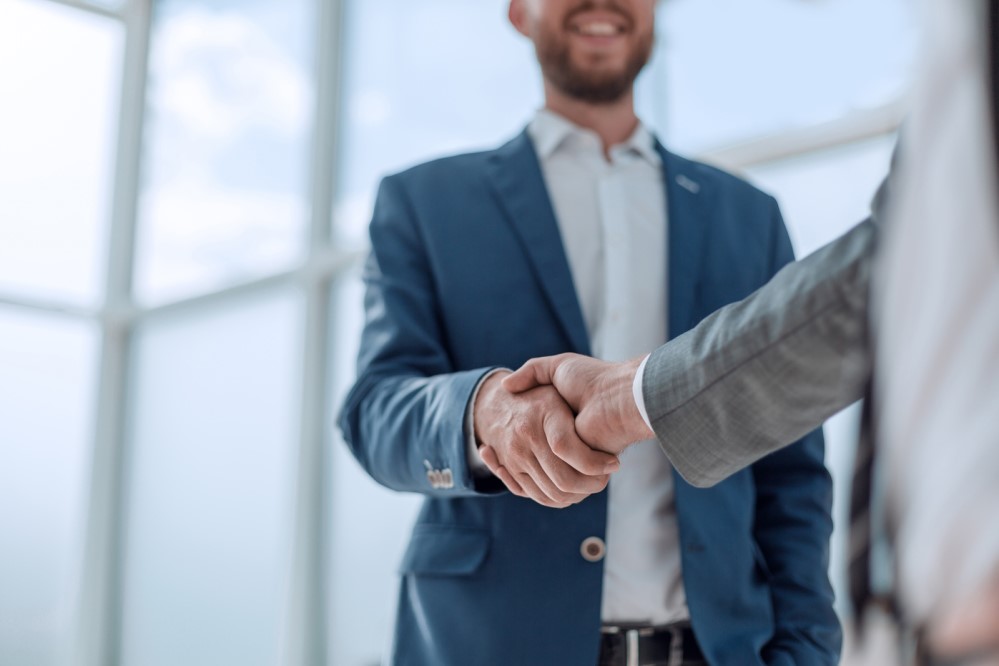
[578,22,618,36]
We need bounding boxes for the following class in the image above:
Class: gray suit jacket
[643,180,889,487]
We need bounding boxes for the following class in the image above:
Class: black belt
[598,623,704,666]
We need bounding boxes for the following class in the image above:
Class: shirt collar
[528,108,661,167]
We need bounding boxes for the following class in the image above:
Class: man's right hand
[473,370,619,508]
[502,353,654,456]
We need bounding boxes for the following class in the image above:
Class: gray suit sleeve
[644,182,888,487]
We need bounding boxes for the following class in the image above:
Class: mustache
[564,0,635,30]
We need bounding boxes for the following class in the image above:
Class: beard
[534,8,654,104]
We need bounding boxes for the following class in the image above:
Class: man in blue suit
[339,0,840,664]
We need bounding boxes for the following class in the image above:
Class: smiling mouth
[570,21,626,37]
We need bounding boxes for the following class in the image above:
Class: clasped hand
[473,354,654,508]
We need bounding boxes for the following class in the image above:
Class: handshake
[473,353,656,508]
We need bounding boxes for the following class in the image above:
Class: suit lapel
[485,131,591,355]
[659,144,710,339]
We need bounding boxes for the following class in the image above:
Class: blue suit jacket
[339,131,841,665]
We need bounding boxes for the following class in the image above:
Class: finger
[518,468,575,508]
[483,444,572,508]
[520,453,587,506]
[505,436,581,507]
[543,409,620,477]
[536,444,609,496]
[537,415,611,494]
[576,409,631,456]
[479,445,527,497]
[501,439,574,505]
[494,466,528,498]
[502,355,565,394]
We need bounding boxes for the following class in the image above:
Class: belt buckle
[604,624,676,666]
[667,625,684,666]
[623,626,658,666]
[625,628,640,666]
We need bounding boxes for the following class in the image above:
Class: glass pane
[742,133,897,256]
[135,0,315,305]
[0,308,98,666]
[661,0,917,154]
[327,271,422,666]
[742,135,896,619]
[83,0,126,12]
[0,0,122,306]
[335,0,552,246]
[120,288,303,666]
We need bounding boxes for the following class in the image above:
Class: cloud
[137,181,306,303]
[149,8,311,142]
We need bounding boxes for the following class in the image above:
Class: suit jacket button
[580,537,606,562]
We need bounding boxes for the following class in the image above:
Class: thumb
[502,355,561,394]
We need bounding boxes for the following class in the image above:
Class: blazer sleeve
[750,203,840,665]
[641,178,887,487]
[337,174,503,497]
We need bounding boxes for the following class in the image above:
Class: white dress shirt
[469,109,688,624]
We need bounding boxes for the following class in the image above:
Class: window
[0,0,122,306]
[134,0,316,305]
[0,1,916,664]
[0,309,97,666]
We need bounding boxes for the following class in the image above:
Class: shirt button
[580,536,606,562]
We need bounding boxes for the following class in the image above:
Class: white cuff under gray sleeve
[465,368,506,478]
[632,354,653,432]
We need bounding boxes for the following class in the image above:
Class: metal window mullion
[75,0,152,665]
[283,0,346,664]
[131,247,364,322]
[42,0,126,22]
[698,100,906,171]
[0,293,97,318]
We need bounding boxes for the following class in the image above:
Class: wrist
[473,369,512,448]
[613,358,654,442]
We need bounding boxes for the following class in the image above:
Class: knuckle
[545,387,565,406]
[512,418,534,440]
[549,432,570,456]
[508,438,531,461]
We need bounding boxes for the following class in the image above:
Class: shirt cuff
[632,354,653,432]
[465,368,507,478]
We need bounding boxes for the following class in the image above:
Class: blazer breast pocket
[398,524,491,577]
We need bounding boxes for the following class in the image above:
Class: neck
[544,82,639,158]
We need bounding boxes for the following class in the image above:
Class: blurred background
[0,0,916,664]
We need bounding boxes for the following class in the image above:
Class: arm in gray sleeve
[643,179,890,487]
